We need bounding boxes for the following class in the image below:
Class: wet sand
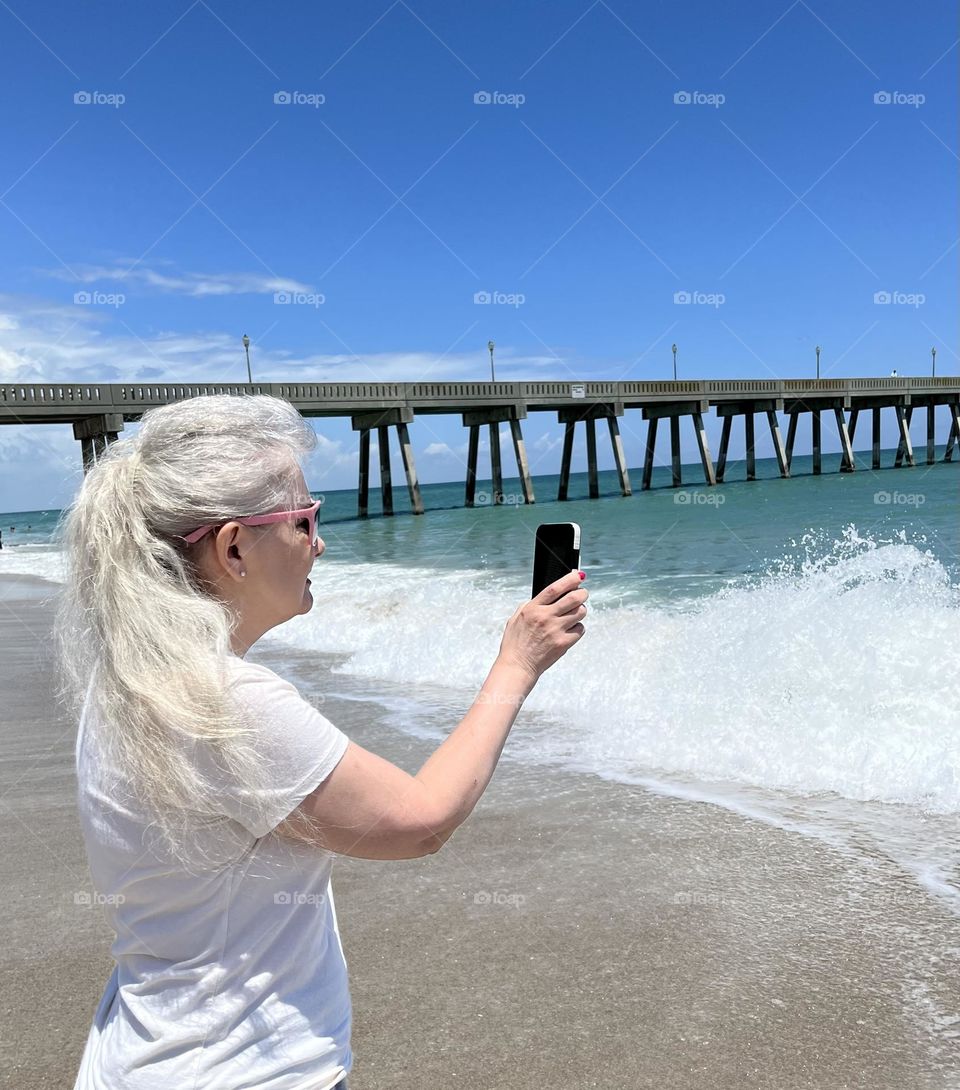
[0,573,957,1089]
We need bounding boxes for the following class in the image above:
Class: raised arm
[280,569,588,860]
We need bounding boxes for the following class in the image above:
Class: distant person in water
[54,392,589,1090]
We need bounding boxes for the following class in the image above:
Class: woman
[56,393,588,1090]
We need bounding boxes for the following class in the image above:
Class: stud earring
[240,571,246,577]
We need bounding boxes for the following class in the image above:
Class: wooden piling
[894,406,915,468]
[607,416,633,495]
[465,424,479,507]
[641,417,658,491]
[841,409,859,472]
[670,416,682,487]
[357,429,370,518]
[488,423,503,504]
[745,413,756,482]
[510,419,536,503]
[558,421,575,501]
[785,412,798,473]
[377,425,393,515]
[766,410,789,478]
[73,414,125,476]
[835,408,855,473]
[396,421,424,515]
[945,404,960,462]
[872,408,881,469]
[716,416,732,483]
[352,407,417,517]
[811,411,821,475]
[693,411,717,485]
[585,418,599,498]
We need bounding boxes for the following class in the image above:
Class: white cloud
[43,263,313,297]
[0,294,575,385]
[0,293,588,509]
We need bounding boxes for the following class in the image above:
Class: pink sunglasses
[179,499,323,546]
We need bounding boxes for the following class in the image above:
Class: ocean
[2,450,958,911]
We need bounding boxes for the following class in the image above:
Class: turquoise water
[3,450,957,599]
[306,452,960,603]
[2,451,958,908]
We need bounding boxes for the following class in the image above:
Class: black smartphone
[531,523,581,598]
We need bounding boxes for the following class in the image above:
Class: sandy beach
[1,573,957,1090]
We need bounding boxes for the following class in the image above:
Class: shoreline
[1,575,958,1088]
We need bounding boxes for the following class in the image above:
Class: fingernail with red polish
[578,571,586,580]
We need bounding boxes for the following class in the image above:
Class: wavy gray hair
[54,393,320,865]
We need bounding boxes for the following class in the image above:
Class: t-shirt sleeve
[201,658,350,839]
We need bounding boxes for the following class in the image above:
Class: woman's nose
[314,536,325,558]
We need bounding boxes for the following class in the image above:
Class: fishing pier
[1,378,957,516]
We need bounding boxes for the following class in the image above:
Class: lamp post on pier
[815,344,821,380]
[932,346,937,377]
[242,334,252,383]
[671,343,677,380]
[488,340,496,382]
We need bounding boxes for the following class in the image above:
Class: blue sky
[0,0,956,510]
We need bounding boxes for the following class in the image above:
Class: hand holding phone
[495,524,587,684]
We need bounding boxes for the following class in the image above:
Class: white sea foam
[279,526,960,815]
[3,528,958,815]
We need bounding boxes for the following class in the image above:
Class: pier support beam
[767,410,789,478]
[352,407,423,517]
[640,400,714,490]
[945,404,960,462]
[812,410,821,474]
[73,414,125,474]
[783,396,849,475]
[713,400,785,483]
[840,409,860,472]
[898,393,956,467]
[462,404,534,506]
[557,402,632,499]
[894,406,915,468]
[835,408,856,473]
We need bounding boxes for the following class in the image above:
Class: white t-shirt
[72,654,352,1090]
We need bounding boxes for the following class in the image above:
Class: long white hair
[54,393,320,864]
